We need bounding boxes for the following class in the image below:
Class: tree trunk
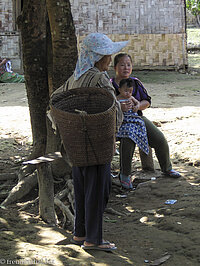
[44,0,78,185]
[45,0,78,155]
[19,0,49,159]
[46,0,78,93]
[3,0,77,225]
[196,14,200,27]
[7,0,78,224]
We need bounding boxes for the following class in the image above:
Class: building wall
[0,0,187,70]
[0,0,22,70]
[71,0,188,69]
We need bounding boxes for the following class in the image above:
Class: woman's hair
[119,78,136,89]
[114,53,132,67]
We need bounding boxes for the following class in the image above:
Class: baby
[116,78,149,189]
[117,78,140,114]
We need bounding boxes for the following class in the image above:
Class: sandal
[163,169,181,178]
[81,241,117,252]
[70,236,86,245]
[70,238,85,245]
[119,174,133,189]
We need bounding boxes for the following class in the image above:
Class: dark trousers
[119,116,172,176]
[72,163,111,245]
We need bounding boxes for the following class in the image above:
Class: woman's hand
[131,97,140,113]
[138,100,150,111]
[132,101,140,113]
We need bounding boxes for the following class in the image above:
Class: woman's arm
[138,100,150,111]
[131,99,150,113]
[133,78,151,105]
[131,96,140,113]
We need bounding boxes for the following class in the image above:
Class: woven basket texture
[50,87,116,167]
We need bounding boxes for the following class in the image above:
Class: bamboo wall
[71,0,188,69]
[0,0,188,70]
[0,0,22,70]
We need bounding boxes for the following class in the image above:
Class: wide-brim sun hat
[74,32,129,80]
[83,32,129,55]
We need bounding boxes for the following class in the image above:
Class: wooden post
[37,163,57,225]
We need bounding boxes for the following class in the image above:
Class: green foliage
[186,0,200,16]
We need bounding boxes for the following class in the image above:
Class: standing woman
[111,53,181,189]
[51,33,128,251]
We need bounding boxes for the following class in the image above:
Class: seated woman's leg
[119,138,136,176]
[142,116,172,172]
[119,138,136,189]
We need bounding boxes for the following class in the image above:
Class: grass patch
[187,28,200,69]
[187,28,200,45]
[130,70,200,84]
[188,51,200,68]
[108,70,200,84]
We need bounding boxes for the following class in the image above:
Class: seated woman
[0,58,25,83]
[111,53,181,189]
[116,78,149,189]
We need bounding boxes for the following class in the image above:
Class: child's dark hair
[119,78,136,89]
[114,53,132,67]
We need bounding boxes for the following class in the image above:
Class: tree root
[54,179,75,227]
[18,197,39,211]
[55,179,74,213]
[1,170,38,207]
[54,197,74,227]
[0,173,17,181]
[18,164,36,182]
[105,207,125,216]
[1,160,126,228]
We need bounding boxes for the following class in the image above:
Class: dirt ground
[0,70,200,266]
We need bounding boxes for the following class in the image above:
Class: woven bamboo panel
[0,34,21,69]
[72,0,187,68]
[71,0,185,35]
[0,0,187,69]
[0,0,13,31]
[0,0,21,69]
[78,33,187,68]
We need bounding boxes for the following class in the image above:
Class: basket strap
[88,72,102,87]
[80,114,99,165]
